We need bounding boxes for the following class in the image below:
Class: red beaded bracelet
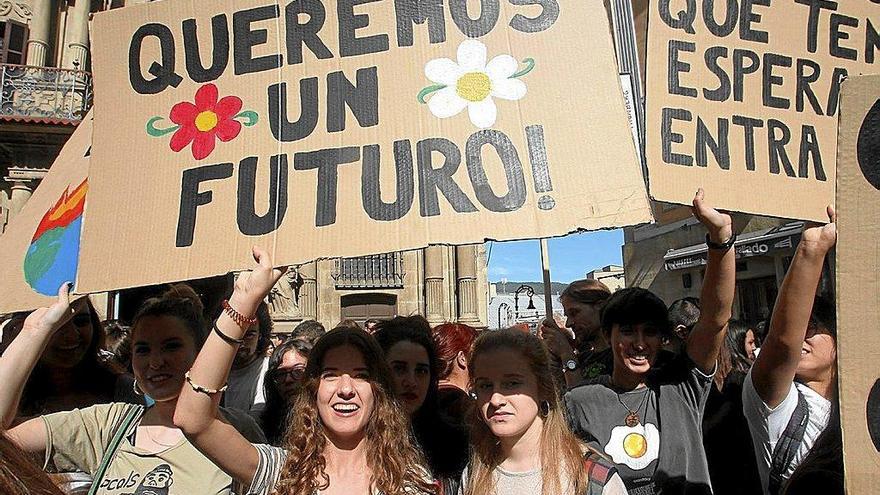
[222,299,257,329]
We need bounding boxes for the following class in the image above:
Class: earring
[540,400,551,417]
[132,379,144,397]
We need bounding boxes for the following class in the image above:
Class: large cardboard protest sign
[837,74,880,492]
[646,1,880,221]
[0,114,91,314]
[77,0,651,292]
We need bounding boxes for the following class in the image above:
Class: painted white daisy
[419,40,534,129]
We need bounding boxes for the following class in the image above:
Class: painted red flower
[169,84,242,160]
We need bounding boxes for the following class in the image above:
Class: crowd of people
[0,192,842,495]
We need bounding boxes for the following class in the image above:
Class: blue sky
[487,229,624,283]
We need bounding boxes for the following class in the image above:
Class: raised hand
[539,317,576,361]
[692,188,733,243]
[229,246,287,315]
[22,283,73,336]
[800,205,836,254]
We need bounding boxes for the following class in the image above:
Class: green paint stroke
[418,84,447,104]
[511,58,535,79]
[23,228,63,283]
[146,117,179,137]
[234,110,259,126]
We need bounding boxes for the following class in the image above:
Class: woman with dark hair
[374,317,469,479]
[174,248,437,495]
[539,279,612,389]
[261,337,313,446]
[462,329,626,495]
[702,320,762,495]
[0,284,265,494]
[431,322,477,428]
[743,209,838,495]
[5,297,138,420]
[565,190,736,494]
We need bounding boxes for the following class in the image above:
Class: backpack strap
[768,388,810,495]
[583,451,619,495]
[88,404,144,495]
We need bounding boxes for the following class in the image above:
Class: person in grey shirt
[565,190,736,495]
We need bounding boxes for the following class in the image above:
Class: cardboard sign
[0,114,91,314]
[646,1,880,221]
[77,0,652,293]
[836,74,880,492]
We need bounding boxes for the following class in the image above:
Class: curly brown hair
[270,327,437,495]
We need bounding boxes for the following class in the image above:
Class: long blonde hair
[465,329,591,495]
[270,328,437,495]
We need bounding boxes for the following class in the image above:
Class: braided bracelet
[185,371,227,396]
[222,299,257,329]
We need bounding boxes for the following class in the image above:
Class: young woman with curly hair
[461,329,626,495]
[174,248,437,495]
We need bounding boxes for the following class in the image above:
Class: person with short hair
[667,297,701,355]
[431,322,477,429]
[461,329,627,495]
[742,209,838,495]
[224,302,273,420]
[290,319,326,343]
[565,190,736,494]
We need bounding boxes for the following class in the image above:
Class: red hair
[431,323,478,380]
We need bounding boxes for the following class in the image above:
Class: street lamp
[514,284,536,319]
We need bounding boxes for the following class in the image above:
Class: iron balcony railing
[332,253,406,289]
[0,63,92,122]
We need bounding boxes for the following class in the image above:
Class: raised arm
[686,189,736,374]
[1,285,71,455]
[173,246,285,487]
[750,207,836,408]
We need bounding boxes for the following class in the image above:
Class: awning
[663,222,803,271]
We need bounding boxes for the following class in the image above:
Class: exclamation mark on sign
[526,125,555,210]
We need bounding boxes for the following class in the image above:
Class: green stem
[234,110,259,126]
[511,58,535,79]
[418,84,447,104]
[146,117,179,137]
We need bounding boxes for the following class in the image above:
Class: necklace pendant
[625,412,640,427]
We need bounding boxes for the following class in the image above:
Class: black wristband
[705,232,737,251]
[212,322,244,345]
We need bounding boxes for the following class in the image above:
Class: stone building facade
[270,244,489,333]
[0,0,98,233]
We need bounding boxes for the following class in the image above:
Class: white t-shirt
[742,369,831,495]
[225,356,269,419]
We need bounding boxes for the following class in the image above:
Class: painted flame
[31,179,88,242]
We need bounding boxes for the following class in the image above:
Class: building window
[0,20,28,65]
[332,252,405,289]
[340,293,397,323]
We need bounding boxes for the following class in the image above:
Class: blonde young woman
[463,329,627,495]
[173,247,436,495]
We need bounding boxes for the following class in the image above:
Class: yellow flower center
[195,110,219,132]
[456,72,491,102]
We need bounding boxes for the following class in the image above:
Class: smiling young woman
[173,248,436,495]
[0,284,265,495]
